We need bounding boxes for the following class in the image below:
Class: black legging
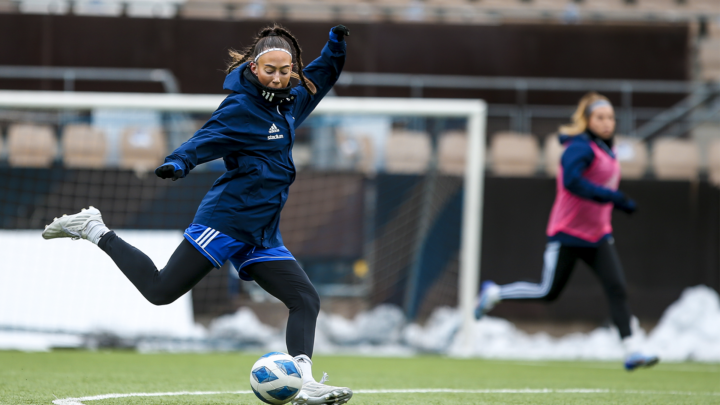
[497,238,632,338]
[98,231,320,357]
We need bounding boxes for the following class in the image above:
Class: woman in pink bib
[475,92,659,371]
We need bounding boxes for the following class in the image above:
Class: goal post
[0,90,486,345]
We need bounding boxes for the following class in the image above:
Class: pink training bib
[546,140,620,243]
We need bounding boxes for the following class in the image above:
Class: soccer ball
[250,352,304,404]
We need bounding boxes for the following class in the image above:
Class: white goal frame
[0,90,487,348]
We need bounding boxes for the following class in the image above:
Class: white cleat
[42,206,103,240]
[292,374,352,405]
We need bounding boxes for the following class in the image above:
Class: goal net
[0,90,486,350]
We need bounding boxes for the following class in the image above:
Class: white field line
[52,388,720,405]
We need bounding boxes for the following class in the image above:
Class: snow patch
[645,285,720,362]
[2,283,719,362]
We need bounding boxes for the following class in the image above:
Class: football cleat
[292,373,352,405]
[624,352,660,371]
[474,280,501,320]
[42,207,104,241]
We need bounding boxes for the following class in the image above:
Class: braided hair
[226,24,317,95]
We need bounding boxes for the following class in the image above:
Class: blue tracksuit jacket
[164,38,346,248]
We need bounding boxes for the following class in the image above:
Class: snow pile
[434,285,717,362]
[1,284,718,361]
[403,307,460,353]
[645,285,720,362]
[318,305,405,346]
[312,284,719,362]
[446,315,626,361]
[208,307,278,344]
[0,331,84,352]
[314,305,414,356]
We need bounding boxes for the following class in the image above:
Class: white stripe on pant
[498,241,561,300]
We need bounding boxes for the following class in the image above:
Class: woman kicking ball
[475,92,659,371]
[43,24,353,405]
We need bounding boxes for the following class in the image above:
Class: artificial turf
[0,351,718,405]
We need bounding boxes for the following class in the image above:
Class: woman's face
[587,104,616,139]
[250,50,293,89]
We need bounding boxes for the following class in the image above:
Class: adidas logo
[262,90,275,102]
[269,123,280,134]
[268,134,284,140]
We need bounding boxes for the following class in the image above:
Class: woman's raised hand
[330,25,350,42]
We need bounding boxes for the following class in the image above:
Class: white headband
[586,99,612,115]
[254,48,293,63]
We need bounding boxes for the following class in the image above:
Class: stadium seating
[8,0,720,23]
[335,131,375,174]
[707,139,720,186]
[384,130,431,174]
[438,131,467,176]
[543,133,564,177]
[119,127,167,172]
[172,0,720,25]
[615,136,648,179]
[651,138,700,180]
[357,136,375,174]
[179,0,229,20]
[635,0,681,12]
[62,124,108,169]
[0,0,17,12]
[490,131,539,176]
[6,124,58,168]
[698,21,720,81]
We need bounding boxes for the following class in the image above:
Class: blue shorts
[183,223,295,281]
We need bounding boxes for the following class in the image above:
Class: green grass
[0,351,718,405]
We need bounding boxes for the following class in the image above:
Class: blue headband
[586,99,612,115]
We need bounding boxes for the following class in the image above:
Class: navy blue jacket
[559,132,624,205]
[164,39,346,248]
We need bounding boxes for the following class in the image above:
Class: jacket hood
[559,131,615,157]
[223,62,253,94]
[558,134,578,145]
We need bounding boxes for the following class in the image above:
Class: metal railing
[336,72,719,136]
[2,66,717,137]
[0,66,180,93]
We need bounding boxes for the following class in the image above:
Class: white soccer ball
[250,352,304,404]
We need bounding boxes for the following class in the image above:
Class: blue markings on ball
[261,351,286,358]
[252,366,279,384]
[252,387,273,404]
[274,360,302,378]
[266,386,300,401]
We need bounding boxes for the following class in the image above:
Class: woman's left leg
[244,260,353,403]
[584,238,632,339]
[585,238,659,370]
[244,260,320,358]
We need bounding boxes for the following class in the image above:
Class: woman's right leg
[98,231,214,305]
[497,242,579,302]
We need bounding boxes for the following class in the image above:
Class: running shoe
[624,352,660,371]
[474,280,501,320]
[292,373,352,405]
[42,206,104,241]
